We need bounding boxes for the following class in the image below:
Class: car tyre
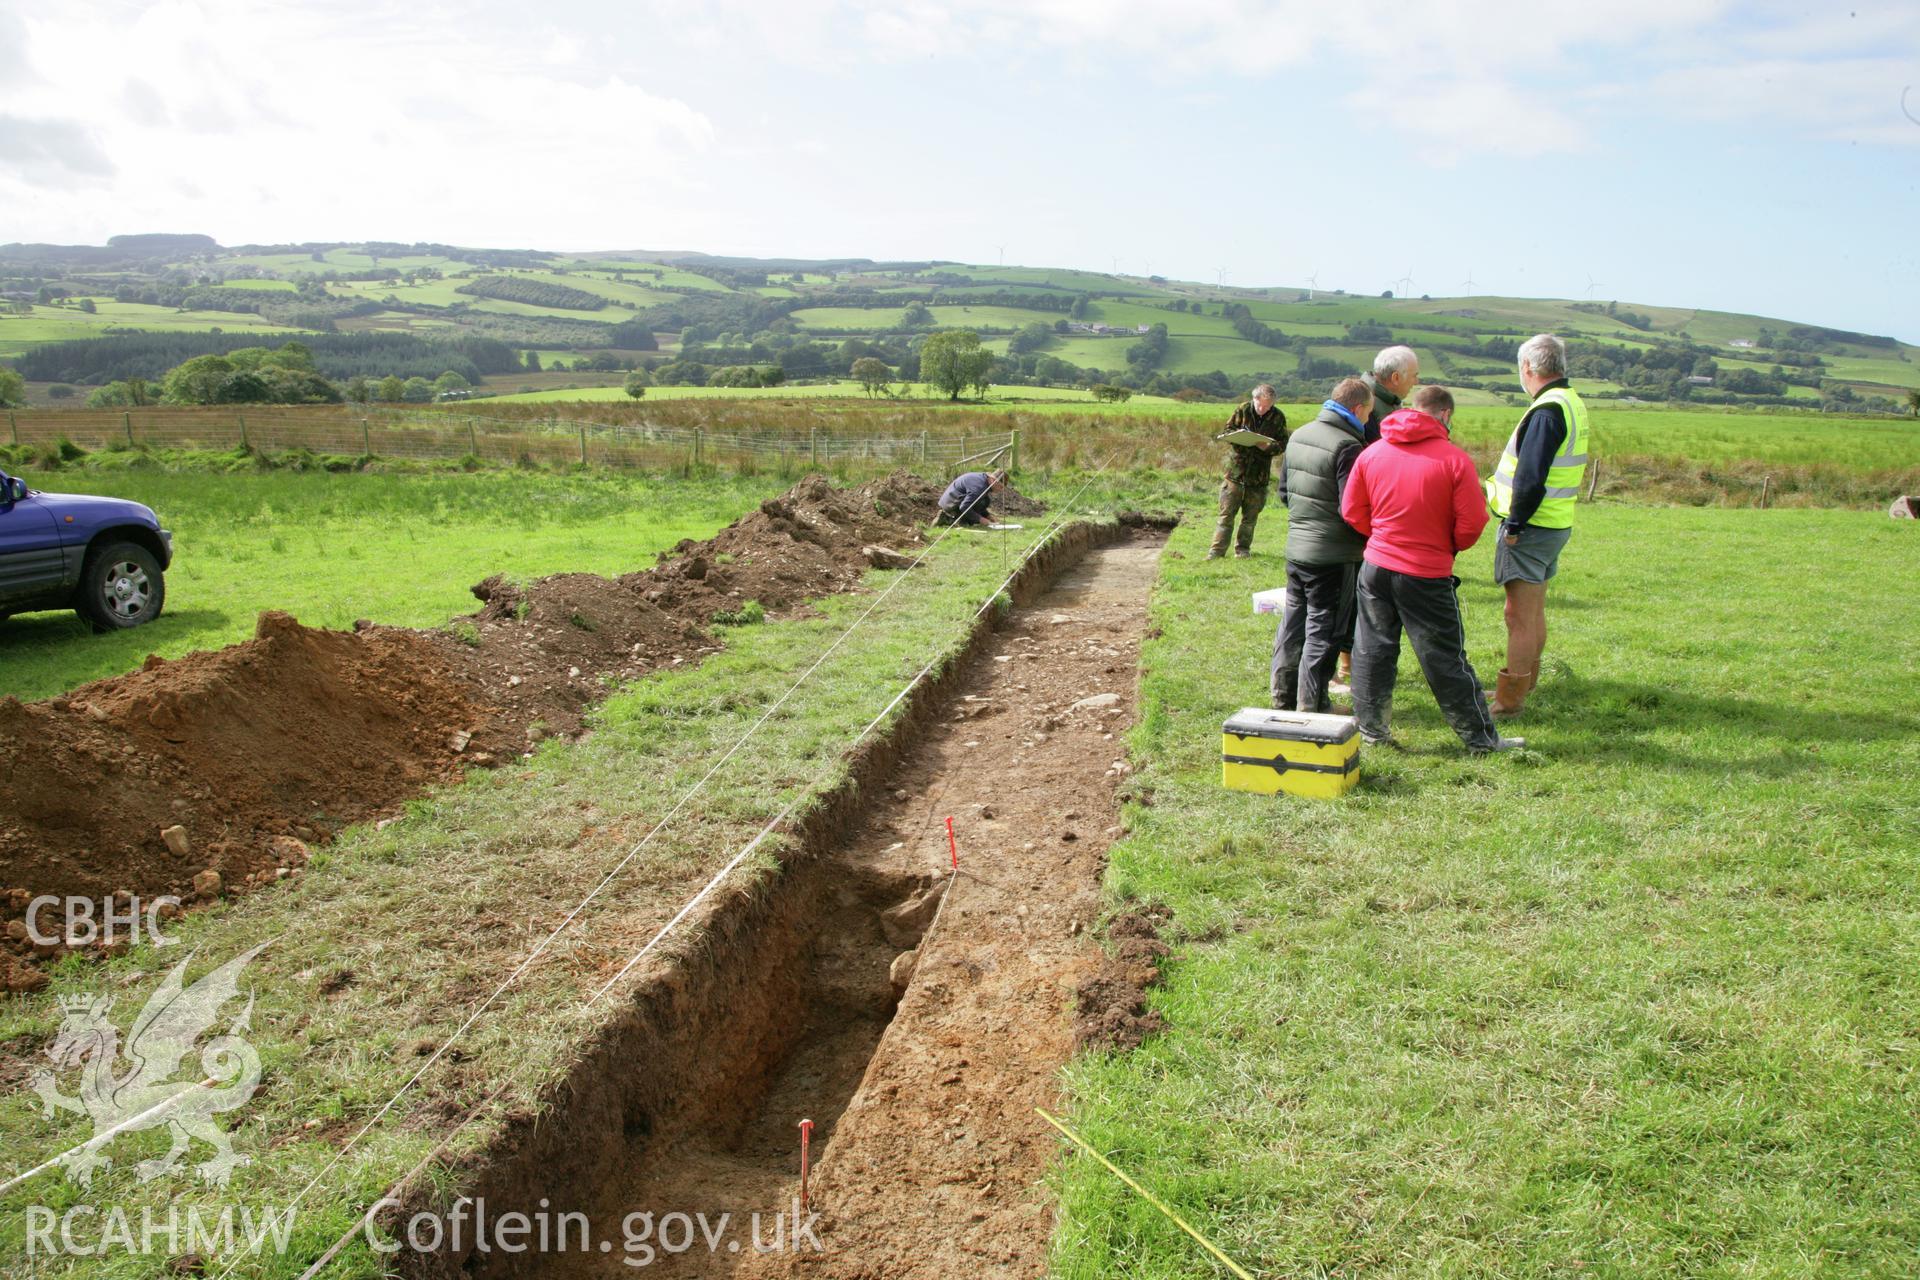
[78,541,166,631]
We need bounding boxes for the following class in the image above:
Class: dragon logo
[30,942,267,1187]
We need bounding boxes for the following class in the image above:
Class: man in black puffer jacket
[1270,378,1372,711]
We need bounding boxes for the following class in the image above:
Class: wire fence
[0,408,1019,475]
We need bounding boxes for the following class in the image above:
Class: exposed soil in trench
[431,529,1168,1279]
[0,472,993,991]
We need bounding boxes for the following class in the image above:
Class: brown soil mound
[0,612,483,988]
[1074,906,1173,1051]
[0,472,944,984]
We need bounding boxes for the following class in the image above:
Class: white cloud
[0,0,717,245]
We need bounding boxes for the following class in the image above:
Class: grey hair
[1251,383,1276,399]
[1518,333,1567,378]
[1372,345,1418,378]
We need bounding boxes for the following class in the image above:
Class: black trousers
[1269,561,1357,712]
[1352,561,1500,750]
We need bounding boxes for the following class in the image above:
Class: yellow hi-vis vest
[1487,385,1589,529]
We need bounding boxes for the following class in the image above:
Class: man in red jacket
[1340,385,1525,754]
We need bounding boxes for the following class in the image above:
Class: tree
[900,302,934,329]
[1125,323,1169,371]
[346,376,372,404]
[1008,322,1053,356]
[401,376,434,403]
[0,368,24,408]
[77,297,96,314]
[161,354,235,405]
[1090,383,1133,403]
[624,372,649,399]
[86,378,153,408]
[376,375,407,403]
[1069,296,1091,319]
[433,370,471,394]
[851,356,892,397]
[523,350,542,372]
[918,330,993,401]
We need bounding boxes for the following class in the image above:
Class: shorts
[1493,523,1573,585]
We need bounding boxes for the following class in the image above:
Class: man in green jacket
[1208,383,1287,559]
[1270,378,1372,711]
[1360,345,1419,443]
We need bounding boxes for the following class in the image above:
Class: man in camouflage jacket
[1209,383,1287,558]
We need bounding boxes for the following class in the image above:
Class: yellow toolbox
[1222,708,1361,799]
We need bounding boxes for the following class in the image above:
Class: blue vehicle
[0,467,173,630]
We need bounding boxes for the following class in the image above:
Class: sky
[2,0,1916,340]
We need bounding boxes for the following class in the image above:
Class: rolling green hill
[3,238,1915,413]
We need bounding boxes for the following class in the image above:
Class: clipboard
[1217,429,1273,447]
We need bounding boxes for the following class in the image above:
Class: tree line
[15,331,519,385]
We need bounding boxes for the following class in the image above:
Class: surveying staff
[1329,345,1421,692]
[1341,385,1524,755]
[1269,378,1372,712]
[936,469,1007,526]
[1485,334,1589,718]
[1207,383,1287,559]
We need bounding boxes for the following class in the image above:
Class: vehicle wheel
[78,542,166,631]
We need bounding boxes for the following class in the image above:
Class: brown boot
[1525,666,1540,693]
[1489,668,1531,718]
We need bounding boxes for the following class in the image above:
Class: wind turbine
[1216,266,1228,287]
[1585,273,1602,301]
[1459,267,1477,293]
[993,243,1006,266]
[1112,255,1122,275]
[1394,267,1415,298]
[1306,270,1319,300]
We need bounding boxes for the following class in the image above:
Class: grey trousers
[1269,560,1357,712]
[1351,561,1501,751]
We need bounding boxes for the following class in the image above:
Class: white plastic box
[1252,587,1288,616]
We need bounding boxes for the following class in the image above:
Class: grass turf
[1050,503,1920,1276]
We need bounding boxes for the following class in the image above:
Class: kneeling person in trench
[936,468,1008,527]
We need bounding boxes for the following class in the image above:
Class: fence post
[1760,474,1772,509]
[8,411,16,446]
[124,412,134,447]
[1584,456,1599,502]
[919,431,928,463]
[237,414,248,450]
[468,418,478,456]
[809,427,818,467]
[579,424,588,466]
[1010,429,1020,473]
[362,418,372,456]
[693,427,703,468]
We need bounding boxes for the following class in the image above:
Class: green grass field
[0,469,788,702]
[12,245,1916,406]
[0,445,1915,1275]
[1053,503,1920,1277]
[0,303,308,357]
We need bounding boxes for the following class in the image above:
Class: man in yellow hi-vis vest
[1485,334,1588,718]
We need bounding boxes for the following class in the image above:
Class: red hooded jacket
[1340,408,1489,579]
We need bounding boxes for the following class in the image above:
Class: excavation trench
[405,521,1168,1279]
